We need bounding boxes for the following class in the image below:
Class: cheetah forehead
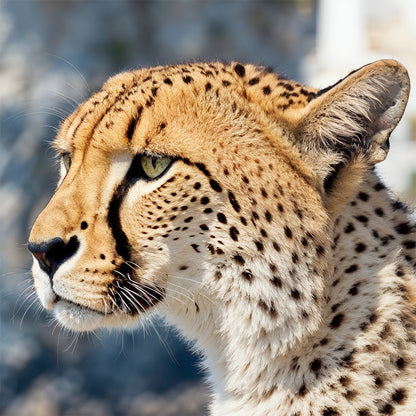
[56,62,318,154]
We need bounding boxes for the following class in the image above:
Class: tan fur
[29,60,416,415]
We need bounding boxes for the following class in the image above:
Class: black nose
[28,236,80,279]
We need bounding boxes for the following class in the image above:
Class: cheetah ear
[294,60,410,209]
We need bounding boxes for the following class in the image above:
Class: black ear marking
[323,162,345,193]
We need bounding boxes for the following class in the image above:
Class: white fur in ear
[296,60,410,169]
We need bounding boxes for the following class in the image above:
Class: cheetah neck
[167,171,416,415]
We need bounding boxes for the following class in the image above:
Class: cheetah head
[28,60,409,341]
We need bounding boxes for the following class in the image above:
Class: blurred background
[1,1,416,415]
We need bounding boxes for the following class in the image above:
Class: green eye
[62,153,71,172]
[140,155,172,179]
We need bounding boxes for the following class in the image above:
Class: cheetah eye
[62,153,72,173]
[140,155,172,180]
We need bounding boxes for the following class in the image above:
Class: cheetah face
[28,61,409,332]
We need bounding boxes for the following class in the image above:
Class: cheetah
[28,59,416,415]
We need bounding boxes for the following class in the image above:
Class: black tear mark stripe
[107,178,132,261]
[107,160,166,313]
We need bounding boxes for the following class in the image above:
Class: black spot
[228,191,241,213]
[358,410,371,416]
[344,223,355,233]
[330,313,344,328]
[323,408,339,416]
[291,289,300,299]
[392,388,406,404]
[242,270,253,281]
[151,87,158,97]
[355,243,366,253]
[284,226,292,239]
[194,182,201,190]
[100,254,106,260]
[261,188,268,198]
[396,357,406,369]
[204,208,213,214]
[233,255,245,265]
[81,221,88,230]
[254,241,264,251]
[217,213,227,224]
[374,182,386,191]
[310,358,322,373]
[403,240,416,249]
[358,192,369,201]
[242,175,250,184]
[375,208,384,217]
[277,203,284,212]
[345,264,358,273]
[210,179,222,192]
[395,222,412,234]
[229,226,239,241]
[348,283,359,296]
[234,63,246,77]
[191,244,200,253]
[354,215,368,223]
[205,82,212,92]
[316,245,325,256]
[207,244,215,254]
[374,376,383,387]
[163,78,173,85]
[271,276,282,288]
[339,376,350,387]
[263,86,271,95]
[240,217,247,225]
[200,224,209,231]
[297,383,307,397]
[265,210,272,222]
[195,162,211,177]
[182,75,193,84]
[380,404,393,415]
[126,107,143,141]
[248,77,259,85]
[292,252,299,264]
[273,242,281,252]
[200,196,210,205]
[184,217,193,223]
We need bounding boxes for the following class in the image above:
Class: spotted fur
[29,60,416,415]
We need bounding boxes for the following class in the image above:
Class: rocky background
[0,1,317,415]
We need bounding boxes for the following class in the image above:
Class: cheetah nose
[28,236,80,280]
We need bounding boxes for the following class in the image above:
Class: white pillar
[317,0,366,68]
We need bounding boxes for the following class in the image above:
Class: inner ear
[292,59,409,207]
